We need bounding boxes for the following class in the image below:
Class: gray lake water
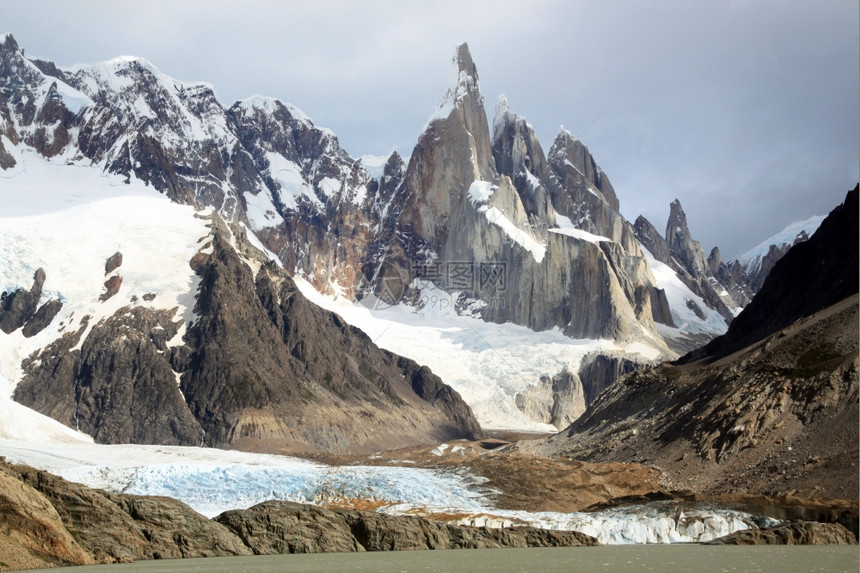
[23,546,859,573]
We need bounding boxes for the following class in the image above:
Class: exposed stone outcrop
[0,461,251,568]
[98,274,122,301]
[104,251,123,275]
[707,521,856,545]
[578,352,643,405]
[0,268,45,333]
[0,268,63,337]
[0,468,94,569]
[0,460,598,570]
[14,306,203,445]
[666,199,708,277]
[215,500,598,553]
[20,299,63,338]
[634,215,672,263]
[515,369,586,429]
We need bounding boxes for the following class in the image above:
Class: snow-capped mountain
[0,34,763,437]
[534,188,858,499]
[633,199,757,352]
[0,148,479,453]
[737,214,825,292]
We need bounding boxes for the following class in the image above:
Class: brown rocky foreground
[2,438,857,572]
[705,521,857,545]
[0,460,597,571]
[308,438,859,537]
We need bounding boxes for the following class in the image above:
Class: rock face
[707,521,856,545]
[215,500,598,554]
[14,215,481,454]
[635,200,752,328]
[665,199,708,277]
[0,467,94,570]
[0,460,597,570]
[8,463,252,565]
[515,369,586,429]
[0,268,63,337]
[533,190,859,499]
[382,48,668,346]
[686,186,859,363]
[14,306,203,445]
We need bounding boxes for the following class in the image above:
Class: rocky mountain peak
[707,246,722,276]
[397,43,498,244]
[427,42,483,127]
[547,128,619,212]
[448,42,480,97]
[665,198,707,276]
[1,32,18,52]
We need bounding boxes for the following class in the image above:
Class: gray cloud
[3,0,857,259]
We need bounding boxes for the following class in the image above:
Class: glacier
[0,439,777,545]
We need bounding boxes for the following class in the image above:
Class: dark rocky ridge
[0,460,597,570]
[14,214,480,454]
[531,294,859,498]
[744,229,813,293]
[684,185,858,363]
[528,188,859,499]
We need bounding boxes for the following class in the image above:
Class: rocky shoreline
[1,458,856,572]
[0,460,596,571]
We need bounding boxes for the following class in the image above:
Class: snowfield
[0,145,213,443]
[295,276,663,432]
[641,247,728,337]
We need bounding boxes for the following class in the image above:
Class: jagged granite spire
[665,199,707,276]
[548,128,619,212]
[398,42,496,243]
[491,95,554,225]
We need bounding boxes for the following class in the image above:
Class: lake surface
[24,546,859,573]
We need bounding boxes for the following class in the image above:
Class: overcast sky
[4,0,858,259]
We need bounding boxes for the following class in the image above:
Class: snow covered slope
[641,248,728,337]
[0,145,211,441]
[296,277,662,432]
[737,214,825,276]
